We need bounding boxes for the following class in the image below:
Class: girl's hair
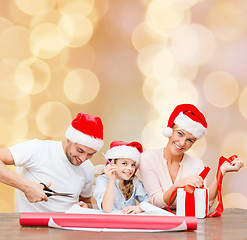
[106,159,135,200]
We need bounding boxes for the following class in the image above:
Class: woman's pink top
[139,148,206,209]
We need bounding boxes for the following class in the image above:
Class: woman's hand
[174,175,204,189]
[121,205,143,214]
[103,164,118,182]
[221,157,244,176]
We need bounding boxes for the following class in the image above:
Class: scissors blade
[44,191,73,197]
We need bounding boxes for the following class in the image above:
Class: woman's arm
[208,158,244,201]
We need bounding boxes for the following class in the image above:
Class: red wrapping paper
[19,212,197,230]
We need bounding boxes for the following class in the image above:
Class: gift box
[176,187,209,219]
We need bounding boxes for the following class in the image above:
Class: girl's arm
[209,158,244,201]
[101,164,117,213]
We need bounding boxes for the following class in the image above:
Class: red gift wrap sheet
[19,212,197,231]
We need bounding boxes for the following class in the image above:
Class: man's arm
[0,148,48,203]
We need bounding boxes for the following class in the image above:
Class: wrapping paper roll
[19,212,197,231]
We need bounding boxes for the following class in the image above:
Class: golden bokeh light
[0,17,13,33]
[15,0,57,16]
[87,0,109,26]
[203,71,239,108]
[30,9,62,28]
[0,118,28,145]
[58,13,93,48]
[220,131,247,159]
[238,87,247,120]
[171,0,200,9]
[131,22,168,52]
[0,95,30,122]
[36,102,72,138]
[29,23,64,59]
[152,81,198,116]
[15,58,51,94]
[153,48,174,79]
[0,26,33,60]
[58,0,95,16]
[142,77,160,104]
[208,1,245,42]
[223,193,247,209]
[141,119,168,150]
[171,62,198,81]
[0,60,28,100]
[188,137,207,159]
[60,45,96,71]
[171,24,216,66]
[63,68,100,104]
[137,44,164,77]
[146,0,185,34]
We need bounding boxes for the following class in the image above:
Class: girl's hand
[121,205,143,214]
[76,201,88,208]
[174,175,204,189]
[221,157,244,175]
[103,164,118,182]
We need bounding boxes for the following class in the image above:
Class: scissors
[40,183,74,198]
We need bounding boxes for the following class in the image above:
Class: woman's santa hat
[65,113,104,152]
[105,141,143,166]
[162,104,207,139]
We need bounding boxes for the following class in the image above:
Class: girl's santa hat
[162,104,207,139]
[65,112,104,152]
[105,141,143,166]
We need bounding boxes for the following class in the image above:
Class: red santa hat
[162,104,207,139]
[65,113,104,152]
[105,141,143,166]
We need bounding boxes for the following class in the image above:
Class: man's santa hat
[105,141,143,166]
[65,113,104,151]
[162,104,207,139]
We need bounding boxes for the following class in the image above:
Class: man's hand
[23,182,50,203]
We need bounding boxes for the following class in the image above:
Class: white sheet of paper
[66,202,174,216]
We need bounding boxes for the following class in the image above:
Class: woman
[139,104,244,210]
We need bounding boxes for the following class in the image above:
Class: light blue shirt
[93,174,150,211]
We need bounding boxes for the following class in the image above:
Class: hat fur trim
[105,145,141,166]
[65,125,104,152]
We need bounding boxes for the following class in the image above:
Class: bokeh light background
[0,0,246,212]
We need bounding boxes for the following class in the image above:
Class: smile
[75,157,82,164]
[174,143,184,150]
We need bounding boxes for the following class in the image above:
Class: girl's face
[168,127,197,156]
[114,158,136,181]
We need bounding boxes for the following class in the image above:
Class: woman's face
[114,158,136,181]
[167,127,197,156]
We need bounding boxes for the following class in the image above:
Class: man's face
[65,141,97,166]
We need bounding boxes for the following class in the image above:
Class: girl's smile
[115,158,136,181]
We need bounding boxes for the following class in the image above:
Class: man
[0,112,104,212]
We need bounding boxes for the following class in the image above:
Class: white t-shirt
[9,139,94,212]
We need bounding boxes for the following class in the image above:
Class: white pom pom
[162,127,173,138]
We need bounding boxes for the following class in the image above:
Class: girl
[93,141,150,213]
[139,104,244,210]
